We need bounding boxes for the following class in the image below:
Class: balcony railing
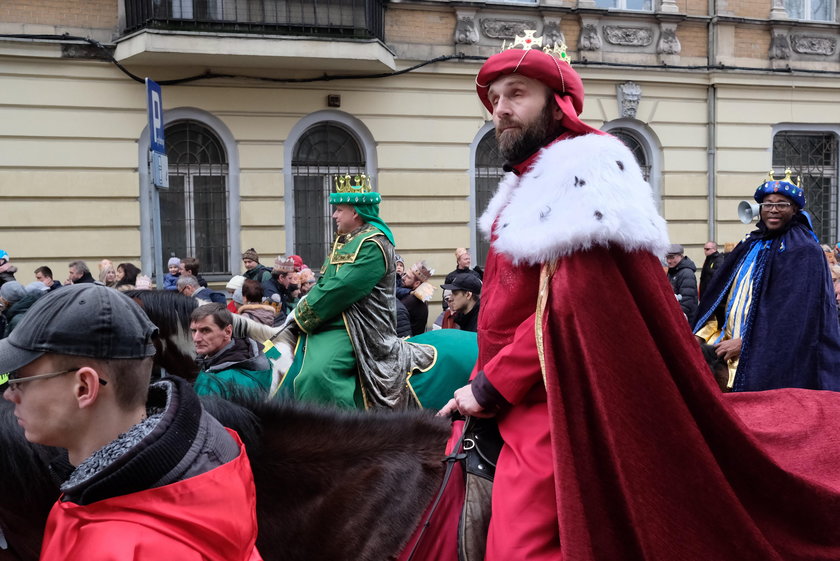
[124,0,385,41]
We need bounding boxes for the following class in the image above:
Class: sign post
[146,78,168,286]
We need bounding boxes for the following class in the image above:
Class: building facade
[2,0,840,288]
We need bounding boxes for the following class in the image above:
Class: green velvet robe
[280,224,435,409]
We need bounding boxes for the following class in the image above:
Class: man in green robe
[277,175,436,409]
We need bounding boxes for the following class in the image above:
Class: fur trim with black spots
[480,134,670,265]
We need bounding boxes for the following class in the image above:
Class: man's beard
[495,99,562,163]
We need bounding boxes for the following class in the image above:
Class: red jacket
[40,430,262,561]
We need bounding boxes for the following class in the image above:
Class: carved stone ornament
[769,32,791,60]
[791,35,837,55]
[579,24,602,52]
[604,26,654,47]
[617,82,642,119]
[480,19,537,40]
[454,16,479,45]
[657,27,681,55]
[542,20,565,49]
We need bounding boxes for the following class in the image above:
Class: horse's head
[0,400,60,561]
[125,290,200,382]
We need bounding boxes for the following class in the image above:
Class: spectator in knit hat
[1,280,43,338]
[163,257,181,291]
[225,275,246,313]
[288,254,305,272]
[241,248,272,284]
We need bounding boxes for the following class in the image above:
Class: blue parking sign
[146,78,165,154]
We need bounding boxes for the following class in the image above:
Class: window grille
[610,128,652,182]
[291,122,365,268]
[474,130,505,267]
[772,131,838,243]
[161,120,230,275]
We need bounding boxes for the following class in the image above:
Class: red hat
[476,48,601,137]
[289,254,304,272]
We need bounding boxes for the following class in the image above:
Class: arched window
[601,120,661,209]
[609,128,652,182]
[291,122,366,268]
[473,129,504,267]
[161,120,230,275]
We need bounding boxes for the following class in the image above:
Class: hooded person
[276,174,435,409]
[439,32,840,561]
[695,171,840,391]
[0,249,18,287]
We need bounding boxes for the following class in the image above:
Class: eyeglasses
[759,202,793,210]
[5,368,107,391]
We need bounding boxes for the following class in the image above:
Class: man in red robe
[441,33,840,561]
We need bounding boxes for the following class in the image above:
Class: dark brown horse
[0,391,455,561]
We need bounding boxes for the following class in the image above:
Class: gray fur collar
[479,134,670,265]
[61,382,169,491]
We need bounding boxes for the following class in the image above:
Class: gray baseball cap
[0,284,157,374]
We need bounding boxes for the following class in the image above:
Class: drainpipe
[707,0,717,242]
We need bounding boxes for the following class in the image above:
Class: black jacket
[453,300,480,332]
[400,293,428,336]
[395,299,412,338]
[668,256,698,326]
[699,251,725,297]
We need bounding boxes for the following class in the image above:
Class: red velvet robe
[540,246,840,560]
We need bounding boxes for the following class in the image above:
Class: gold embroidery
[535,260,558,387]
[295,299,322,333]
[329,224,382,265]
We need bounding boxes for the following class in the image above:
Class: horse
[125,290,477,410]
[0,391,462,561]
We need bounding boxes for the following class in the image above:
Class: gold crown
[334,174,372,194]
[766,168,801,188]
[501,30,570,64]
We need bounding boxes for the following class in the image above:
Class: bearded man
[277,176,435,409]
[440,35,840,561]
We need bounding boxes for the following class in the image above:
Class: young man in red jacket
[1,284,262,561]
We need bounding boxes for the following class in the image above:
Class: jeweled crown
[334,174,372,194]
[501,30,570,64]
[765,168,801,188]
[754,167,806,208]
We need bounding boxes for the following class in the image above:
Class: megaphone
[737,200,760,224]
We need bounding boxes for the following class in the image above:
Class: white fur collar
[479,134,670,265]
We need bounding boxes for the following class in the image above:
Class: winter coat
[194,337,272,398]
[243,265,273,284]
[2,291,43,338]
[163,272,180,291]
[699,251,725,297]
[41,376,262,561]
[395,298,412,338]
[668,256,698,326]
[238,303,276,327]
